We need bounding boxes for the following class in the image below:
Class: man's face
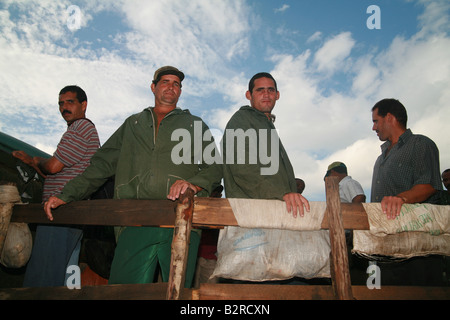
[58,91,87,125]
[372,108,391,142]
[246,77,280,114]
[151,74,182,107]
[442,171,450,190]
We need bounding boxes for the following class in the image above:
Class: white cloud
[351,55,381,96]
[307,31,322,43]
[275,5,290,13]
[313,32,355,74]
[120,1,251,67]
[260,2,450,200]
[0,0,448,202]
[0,0,253,147]
[416,0,450,36]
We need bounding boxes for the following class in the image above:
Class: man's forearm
[396,184,437,204]
[34,156,64,175]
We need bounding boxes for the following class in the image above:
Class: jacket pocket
[115,175,140,199]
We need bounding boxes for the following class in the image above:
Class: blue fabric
[23,225,83,287]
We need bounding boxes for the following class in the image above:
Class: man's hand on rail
[44,196,67,221]
[380,196,405,220]
[283,192,310,218]
[167,180,202,201]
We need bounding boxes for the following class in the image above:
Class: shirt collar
[381,128,412,152]
[241,105,276,123]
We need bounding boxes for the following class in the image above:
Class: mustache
[61,110,72,115]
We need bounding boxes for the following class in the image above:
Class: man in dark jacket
[44,67,222,287]
[222,72,309,217]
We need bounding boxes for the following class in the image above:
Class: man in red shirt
[13,85,100,287]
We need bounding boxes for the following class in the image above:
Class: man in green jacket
[44,66,222,287]
[222,72,309,217]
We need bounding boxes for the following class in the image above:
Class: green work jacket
[58,107,222,202]
[222,105,297,200]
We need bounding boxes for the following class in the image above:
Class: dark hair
[59,85,87,103]
[248,72,278,94]
[443,169,450,174]
[372,98,407,128]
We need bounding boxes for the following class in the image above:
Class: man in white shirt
[325,161,366,269]
[325,161,366,203]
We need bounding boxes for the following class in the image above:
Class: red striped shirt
[43,119,100,201]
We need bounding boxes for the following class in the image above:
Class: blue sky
[0,0,449,201]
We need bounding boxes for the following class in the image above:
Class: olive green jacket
[58,107,222,202]
[222,105,297,200]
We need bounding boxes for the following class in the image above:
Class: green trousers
[108,226,200,287]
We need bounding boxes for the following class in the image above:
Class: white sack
[212,227,331,281]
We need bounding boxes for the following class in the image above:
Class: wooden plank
[196,284,450,300]
[197,283,336,300]
[321,203,370,230]
[325,176,354,300]
[167,189,195,300]
[4,195,450,301]
[11,198,370,230]
[351,285,450,300]
[194,198,371,230]
[11,199,177,227]
[2,282,448,300]
[0,282,192,300]
[193,198,238,228]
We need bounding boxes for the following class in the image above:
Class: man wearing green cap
[324,161,366,203]
[44,66,222,287]
[325,161,365,268]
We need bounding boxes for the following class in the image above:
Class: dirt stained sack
[0,222,32,268]
[212,227,331,281]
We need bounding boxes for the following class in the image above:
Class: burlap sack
[0,184,32,268]
[212,227,331,281]
[211,200,330,281]
[228,199,326,231]
[0,222,33,268]
[353,203,450,259]
[353,231,450,259]
[361,203,450,236]
[0,184,21,204]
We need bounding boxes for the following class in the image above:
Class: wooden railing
[0,177,449,300]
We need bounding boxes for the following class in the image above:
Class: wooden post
[325,177,354,300]
[166,188,195,300]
